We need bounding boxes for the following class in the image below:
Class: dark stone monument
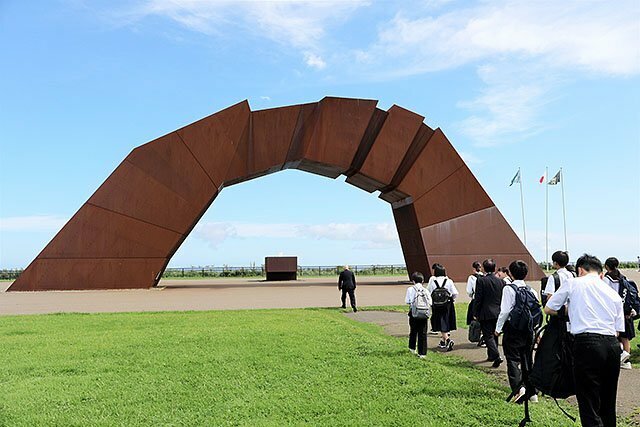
[265,257,297,281]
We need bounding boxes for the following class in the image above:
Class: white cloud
[458,150,483,165]
[259,95,271,101]
[357,1,640,145]
[119,0,369,69]
[0,215,68,232]
[303,52,326,69]
[194,221,399,249]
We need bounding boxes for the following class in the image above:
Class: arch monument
[9,97,543,291]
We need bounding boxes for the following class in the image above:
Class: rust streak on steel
[9,97,543,291]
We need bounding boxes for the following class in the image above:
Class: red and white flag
[539,172,546,184]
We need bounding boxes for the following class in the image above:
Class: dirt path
[346,310,640,421]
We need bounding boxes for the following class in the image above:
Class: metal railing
[161,264,408,278]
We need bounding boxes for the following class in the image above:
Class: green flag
[509,169,521,187]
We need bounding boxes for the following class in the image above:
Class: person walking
[473,259,505,367]
[497,267,512,284]
[545,254,625,427]
[427,263,458,351]
[405,272,431,359]
[542,250,574,305]
[603,257,636,370]
[496,260,541,404]
[338,265,357,312]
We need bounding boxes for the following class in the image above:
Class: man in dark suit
[338,265,357,312]
[473,258,505,367]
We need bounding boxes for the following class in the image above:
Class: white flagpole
[545,166,549,270]
[518,167,527,245]
[560,168,568,251]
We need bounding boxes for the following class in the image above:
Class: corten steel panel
[10,258,167,291]
[393,203,430,280]
[265,256,298,273]
[250,105,301,177]
[412,165,494,228]
[347,105,423,193]
[10,97,543,291]
[39,203,183,259]
[126,132,218,209]
[296,97,378,178]
[419,207,544,281]
[381,128,462,203]
[284,102,319,168]
[88,160,201,235]
[178,101,250,188]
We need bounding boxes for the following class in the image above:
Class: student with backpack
[495,260,542,404]
[541,251,574,306]
[466,261,484,324]
[545,254,624,427]
[603,257,638,370]
[497,267,513,284]
[427,263,459,351]
[405,272,432,359]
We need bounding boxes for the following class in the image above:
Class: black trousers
[573,333,621,427]
[408,315,428,356]
[503,331,533,393]
[480,318,500,361]
[341,288,356,309]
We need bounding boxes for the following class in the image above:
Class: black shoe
[353,308,358,313]
[340,305,346,309]
[491,357,503,368]
[446,339,454,352]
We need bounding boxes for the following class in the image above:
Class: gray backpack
[411,285,431,319]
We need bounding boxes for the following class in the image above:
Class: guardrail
[161,264,408,278]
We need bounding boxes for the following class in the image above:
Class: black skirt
[431,301,457,332]
[466,299,475,325]
[620,317,636,340]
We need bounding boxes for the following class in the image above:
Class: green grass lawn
[0,308,604,426]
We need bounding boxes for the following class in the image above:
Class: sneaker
[409,348,417,355]
[529,395,538,403]
[353,308,358,313]
[438,340,446,348]
[621,350,630,364]
[340,305,346,309]
[418,354,426,359]
[621,361,632,370]
[446,339,454,352]
[513,387,527,404]
[429,330,439,335]
[491,357,503,368]
[477,341,487,348]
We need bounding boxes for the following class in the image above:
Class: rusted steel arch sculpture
[9,97,543,291]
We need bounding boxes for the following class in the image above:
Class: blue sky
[1,0,639,269]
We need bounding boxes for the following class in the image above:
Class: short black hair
[482,258,496,273]
[576,254,603,274]
[432,263,446,277]
[498,267,509,274]
[605,257,619,270]
[552,251,569,267]
[508,260,528,280]
[472,261,481,271]
[411,272,425,283]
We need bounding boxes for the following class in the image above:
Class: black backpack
[507,284,542,333]
[613,274,640,317]
[431,278,452,306]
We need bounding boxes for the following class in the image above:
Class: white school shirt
[546,273,624,336]
[427,276,459,300]
[466,273,483,298]
[502,277,513,285]
[543,267,574,295]
[602,274,620,294]
[405,283,431,305]
[496,280,539,334]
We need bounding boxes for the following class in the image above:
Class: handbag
[468,320,482,343]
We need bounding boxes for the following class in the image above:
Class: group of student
[405,251,638,427]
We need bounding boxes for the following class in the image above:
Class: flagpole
[518,167,527,245]
[545,166,549,270]
[560,167,568,251]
